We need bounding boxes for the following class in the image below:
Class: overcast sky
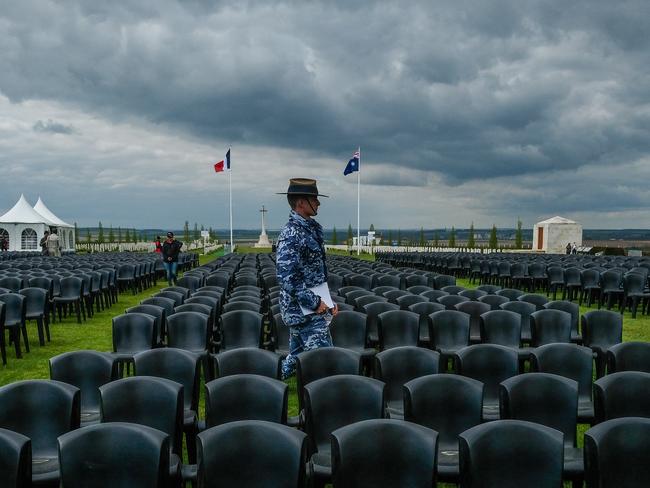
[1,0,649,231]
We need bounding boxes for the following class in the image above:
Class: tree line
[74,221,218,244]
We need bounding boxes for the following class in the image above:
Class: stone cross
[259,205,268,235]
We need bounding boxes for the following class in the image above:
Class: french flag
[214,149,231,173]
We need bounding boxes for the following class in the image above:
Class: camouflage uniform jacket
[276,210,328,326]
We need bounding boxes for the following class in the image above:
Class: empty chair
[580,268,601,306]
[49,350,117,426]
[563,267,582,301]
[0,276,22,292]
[205,273,230,289]
[599,270,624,310]
[375,274,402,289]
[480,309,530,361]
[582,310,622,378]
[420,289,449,301]
[134,348,201,463]
[456,344,518,421]
[126,304,166,345]
[196,420,307,488]
[338,286,365,298]
[438,294,469,310]
[331,419,437,488]
[622,272,650,318]
[270,313,290,358]
[377,309,419,350]
[593,371,650,423]
[434,274,456,289]
[213,347,282,378]
[0,379,80,487]
[346,289,375,306]
[496,288,525,301]
[547,266,565,300]
[19,287,49,346]
[0,293,28,358]
[607,341,650,373]
[375,346,439,419]
[405,274,428,288]
[141,296,176,321]
[296,347,362,413]
[177,275,201,293]
[407,285,433,295]
[530,309,572,346]
[218,310,264,351]
[100,376,183,480]
[478,293,509,311]
[455,300,491,344]
[354,294,386,311]
[429,310,470,367]
[404,374,483,483]
[382,289,410,304]
[204,374,288,427]
[223,300,260,313]
[441,285,465,295]
[327,273,343,293]
[500,373,583,482]
[166,311,211,379]
[531,343,596,424]
[111,313,156,374]
[395,293,427,310]
[0,427,31,488]
[347,274,372,290]
[363,301,399,346]
[58,422,170,488]
[459,420,563,488]
[371,285,398,296]
[459,289,487,301]
[584,417,650,488]
[155,290,184,307]
[51,276,84,323]
[477,284,502,294]
[329,311,376,360]
[304,375,385,485]
[500,299,536,344]
[545,300,581,343]
[518,293,549,310]
[408,301,445,345]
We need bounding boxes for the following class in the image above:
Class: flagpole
[228,147,233,253]
[357,146,360,255]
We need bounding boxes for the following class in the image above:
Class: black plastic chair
[0,427,31,488]
[331,418,437,488]
[100,376,183,482]
[111,313,156,375]
[161,286,190,300]
[134,348,201,463]
[545,300,581,343]
[363,301,399,346]
[480,309,531,363]
[270,312,290,358]
[166,311,211,380]
[304,375,385,486]
[582,310,622,378]
[196,420,308,488]
[434,274,456,289]
[407,285,433,295]
[530,309,572,346]
[593,371,650,423]
[0,379,80,487]
[218,309,263,351]
[580,268,601,306]
[354,294,386,312]
[518,293,549,311]
[441,285,465,295]
[395,294,428,310]
[500,372,583,482]
[408,301,445,345]
[478,293,509,311]
[455,344,518,421]
[0,293,28,358]
[459,289,487,301]
[420,289,449,302]
[374,346,439,419]
[204,374,288,427]
[599,270,624,310]
[404,374,483,483]
[141,296,176,323]
[329,311,376,361]
[126,304,166,345]
[19,287,49,346]
[213,347,282,378]
[376,309,419,350]
[547,266,565,300]
[607,341,650,373]
[51,276,85,323]
[296,347,362,414]
[382,289,410,304]
[49,350,117,426]
[155,290,185,307]
[455,300,491,344]
[438,294,469,310]
[584,417,650,488]
[496,288,525,301]
[429,310,470,368]
[58,422,170,488]
[459,420,563,488]
[531,342,595,424]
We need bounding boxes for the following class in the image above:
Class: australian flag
[343,149,360,175]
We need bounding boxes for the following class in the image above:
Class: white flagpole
[357,146,360,255]
[228,148,233,253]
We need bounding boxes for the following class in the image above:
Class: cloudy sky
[1,0,649,231]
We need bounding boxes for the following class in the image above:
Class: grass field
[2,249,647,484]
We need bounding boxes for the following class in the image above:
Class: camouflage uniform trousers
[281,314,332,380]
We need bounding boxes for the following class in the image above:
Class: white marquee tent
[0,195,76,252]
[532,216,582,254]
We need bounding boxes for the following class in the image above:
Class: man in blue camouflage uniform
[276,178,338,379]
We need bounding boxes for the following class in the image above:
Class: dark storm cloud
[33,119,76,134]
[1,0,649,226]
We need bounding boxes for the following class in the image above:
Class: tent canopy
[0,194,56,225]
[34,197,73,228]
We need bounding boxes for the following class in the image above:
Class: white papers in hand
[300,282,334,316]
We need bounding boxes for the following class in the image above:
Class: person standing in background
[47,229,61,257]
[40,230,50,255]
[162,232,183,285]
[154,236,162,254]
